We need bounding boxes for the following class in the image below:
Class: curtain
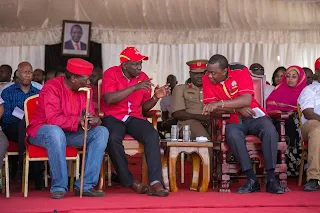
[0,45,45,73]
[102,43,320,87]
[45,41,102,71]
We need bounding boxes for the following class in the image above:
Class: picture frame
[61,20,91,57]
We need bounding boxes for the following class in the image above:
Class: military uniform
[171,60,211,139]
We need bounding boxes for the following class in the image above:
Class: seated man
[32,69,45,85]
[0,97,9,169]
[302,67,314,85]
[1,62,42,186]
[158,74,178,138]
[298,57,320,191]
[101,47,169,197]
[202,54,283,194]
[172,59,211,140]
[26,58,108,199]
[249,63,274,100]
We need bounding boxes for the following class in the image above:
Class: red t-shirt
[100,65,151,121]
[27,76,95,138]
[202,64,267,124]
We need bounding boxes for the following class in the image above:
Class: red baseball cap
[315,57,320,70]
[120,47,149,63]
[66,58,93,76]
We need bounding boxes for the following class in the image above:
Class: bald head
[17,61,33,86]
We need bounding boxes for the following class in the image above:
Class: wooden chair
[97,80,161,190]
[2,141,18,198]
[22,95,80,197]
[212,72,289,192]
[297,104,308,186]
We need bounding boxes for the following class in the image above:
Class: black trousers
[3,119,43,179]
[225,116,278,171]
[3,119,26,170]
[102,116,162,186]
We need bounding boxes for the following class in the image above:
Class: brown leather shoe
[130,180,148,194]
[147,182,169,197]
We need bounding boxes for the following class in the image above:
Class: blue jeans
[29,125,108,193]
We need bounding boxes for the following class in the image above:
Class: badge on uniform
[231,81,237,87]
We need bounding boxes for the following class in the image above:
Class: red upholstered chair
[297,104,308,186]
[97,80,162,190]
[212,73,288,192]
[22,95,80,197]
[2,141,18,198]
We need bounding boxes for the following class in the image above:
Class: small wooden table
[160,141,213,192]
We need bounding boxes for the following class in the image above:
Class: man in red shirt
[27,58,108,199]
[101,47,169,197]
[202,54,283,194]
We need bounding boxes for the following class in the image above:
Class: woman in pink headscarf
[267,65,307,112]
[267,65,307,177]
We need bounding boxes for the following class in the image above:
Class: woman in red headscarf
[266,65,307,177]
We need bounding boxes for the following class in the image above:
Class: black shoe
[111,172,120,184]
[74,188,106,197]
[304,179,320,192]
[50,191,65,199]
[266,179,284,194]
[237,179,260,194]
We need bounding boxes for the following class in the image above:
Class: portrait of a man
[62,20,91,57]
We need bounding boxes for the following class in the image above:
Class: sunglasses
[251,67,264,71]
[285,74,298,79]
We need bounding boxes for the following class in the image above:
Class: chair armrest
[267,110,290,120]
[145,110,161,118]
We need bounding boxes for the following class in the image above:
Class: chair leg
[22,154,25,193]
[180,153,185,184]
[5,153,10,198]
[161,149,169,190]
[70,161,75,192]
[169,147,179,192]
[2,162,5,194]
[220,151,230,193]
[24,156,29,197]
[107,155,112,187]
[298,150,305,186]
[44,161,48,188]
[141,154,148,184]
[199,148,210,192]
[76,154,80,179]
[190,153,200,191]
[97,159,105,192]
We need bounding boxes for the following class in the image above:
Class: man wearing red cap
[27,58,109,199]
[172,59,211,139]
[101,47,169,197]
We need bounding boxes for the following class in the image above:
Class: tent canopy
[0,0,320,45]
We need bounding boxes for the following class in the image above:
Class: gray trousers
[226,116,278,171]
[0,130,8,169]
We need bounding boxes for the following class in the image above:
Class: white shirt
[298,81,320,124]
[265,84,274,100]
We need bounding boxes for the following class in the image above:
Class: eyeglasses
[285,74,298,79]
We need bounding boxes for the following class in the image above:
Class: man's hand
[154,84,170,99]
[202,102,220,115]
[79,113,101,128]
[134,78,154,91]
[238,107,255,117]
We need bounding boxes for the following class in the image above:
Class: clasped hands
[202,102,256,117]
[134,78,170,99]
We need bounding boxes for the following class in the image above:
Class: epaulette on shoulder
[229,63,246,71]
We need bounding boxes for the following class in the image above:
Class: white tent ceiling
[0,0,320,45]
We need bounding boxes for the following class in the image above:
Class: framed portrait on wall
[61,20,91,57]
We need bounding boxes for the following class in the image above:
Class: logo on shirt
[231,81,237,87]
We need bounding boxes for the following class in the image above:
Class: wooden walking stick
[78,87,91,198]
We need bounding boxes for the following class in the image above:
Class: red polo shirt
[202,64,267,124]
[101,65,151,121]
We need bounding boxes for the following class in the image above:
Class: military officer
[172,59,211,140]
